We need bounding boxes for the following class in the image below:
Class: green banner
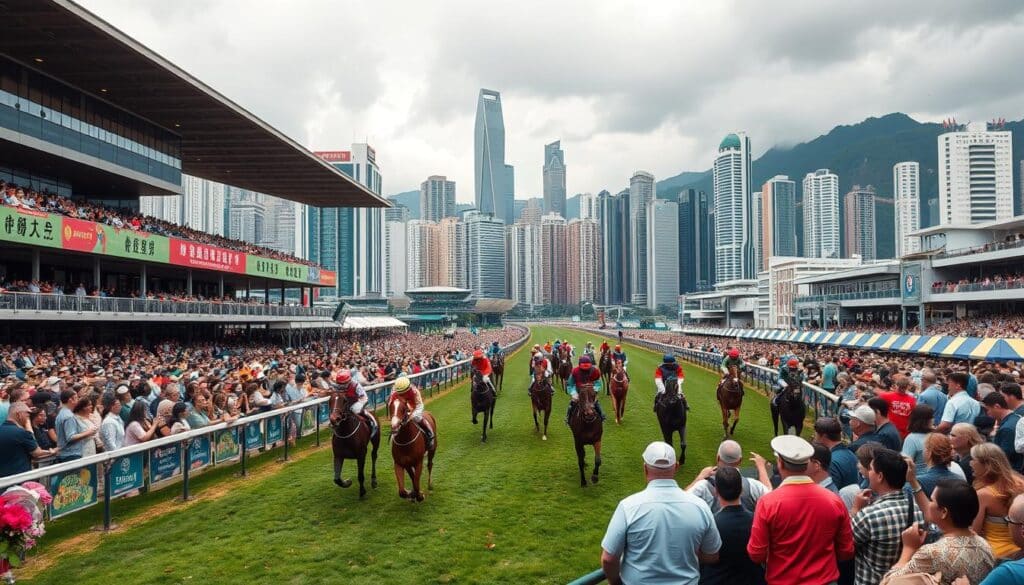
[101,224,171,262]
[246,256,308,282]
[214,428,240,464]
[0,206,61,248]
[48,464,98,519]
[110,453,145,498]
[300,407,316,436]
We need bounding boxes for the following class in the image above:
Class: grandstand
[0,0,389,343]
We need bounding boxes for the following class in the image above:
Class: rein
[332,415,364,440]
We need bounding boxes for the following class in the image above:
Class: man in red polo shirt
[877,376,916,438]
[747,435,854,585]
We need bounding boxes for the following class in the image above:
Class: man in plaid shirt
[850,448,924,585]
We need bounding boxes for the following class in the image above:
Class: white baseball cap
[642,441,677,469]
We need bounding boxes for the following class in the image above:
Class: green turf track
[26,326,805,585]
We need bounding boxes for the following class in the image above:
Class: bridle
[388,398,421,446]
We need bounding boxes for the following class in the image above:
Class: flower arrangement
[0,481,51,579]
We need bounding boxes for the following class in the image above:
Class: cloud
[79,0,1024,200]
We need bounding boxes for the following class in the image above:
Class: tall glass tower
[474,89,515,224]
[543,140,566,217]
[712,133,753,283]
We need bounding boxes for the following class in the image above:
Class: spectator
[822,355,839,394]
[951,423,985,486]
[878,377,917,438]
[808,442,839,493]
[123,401,158,446]
[169,402,190,435]
[115,385,134,425]
[98,392,124,452]
[882,479,995,585]
[978,493,1024,584]
[937,372,981,434]
[970,443,1024,559]
[0,402,55,477]
[30,406,55,450]
[73,397,98,458]
[918,433,964,497]
[917,370,947,428]
[983,393,1023,470]
[700,467,765,585]
[54,389,89,462]
[850,405,884,452]
[850,448,922,585]
[869,397,904,451]
[814,417,860,489]
[154,400,176,438]
[747,436,855,585]
[601,441,721,585]
[687,440,772,512]
[901,404,935,471]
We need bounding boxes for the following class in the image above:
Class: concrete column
[724,298,731,326]
[93,257,101,289]
[219,274,225,298]
[186,269,193,296]
[280,283,285,306]
[918,303,926,333]
[901,307,908,332]
[245,280,250,300]
[264,280,269,305]
[31,249,40,281]
[139,263,147,295]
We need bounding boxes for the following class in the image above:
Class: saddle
[530,379,554,396]
[718,377,745,396]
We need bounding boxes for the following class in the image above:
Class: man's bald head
[1010,494,1024,549]
[717,440,743,466]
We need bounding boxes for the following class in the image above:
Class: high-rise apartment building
[937,122,1013,224]
[420,175,456,222]
[677,189,714,293]
[760,176,797,270]
[406,220,441,290]
[384,220,407,298]
[140,174,224,237]
[893,162,921,257]
[751,191,763,276]
[629,171,655,304]
[713,133,754,283]
[539,213,568,305]
[438,217,466,289]
[843,185,876,260]
[543,140,567,217]
[646,199,679,311]
[599,190,630,305]
[227,189,265,244]
[566,218,600,304]
[507,222,539,306]
[474,89,514,224]
[464,212,507,299]
[802,169,840,259]
[139,193,180,225]
[519,198,543,225]
[578,192,599,221]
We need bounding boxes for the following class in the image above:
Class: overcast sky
[80,0,1024,201]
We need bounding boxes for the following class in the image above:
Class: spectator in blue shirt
[813,417,860,489]
[55,389,96,462]
[821,356,838,393]
[936,372,981,434]
[982,392,1023,471]
[0,402,55,477]
[917,370,947,427]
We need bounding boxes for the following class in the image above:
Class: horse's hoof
[481,436,487,443]
[581,482,588,488]
[359,489,367,499]
[399,490,410,499]
[591,475,600,484]
[542,435,547,441]
[414,492,425,502]
[334,478,344,488]
[472,418,478,425]
[371,479,378,489]
[339,479,352,488]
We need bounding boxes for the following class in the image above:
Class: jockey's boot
[565,401,576,424]
[363,413,378,439]
[418,420,436,450]
[595,400,607,422]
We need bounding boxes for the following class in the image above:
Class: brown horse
[470,369,496,443]
[599,350,613,394]
[388,398,437,502]
[491,353,505,393]
[716,364,744,438]
[557,347,573,394]
[568,382,603,487]
[329,393,380,498]
[609,360,629,424]
[529,363,554,440]
[654,378,688,467]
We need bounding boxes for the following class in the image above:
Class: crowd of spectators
[0,326,525,475]
[1,180,319,268]
[0,278,282,305]
[932,273,1024,295]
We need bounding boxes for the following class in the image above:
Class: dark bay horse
[470,370,496,442]
[389,399,437,502]
[772,373,807,436]
[557,347,573,394]
[716,364,744,438]
[491,353,505,393]
[654,378,687,467]
[599,350,613,394]
[609,360,629,424]
[568,382,603,487]
[330,393,380,498]
[529,363,554,440]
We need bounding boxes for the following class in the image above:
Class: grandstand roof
[795,260,900,285]
[911,216,1024,237]
[0,0,389,208]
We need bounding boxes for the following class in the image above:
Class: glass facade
[0,56,181,186]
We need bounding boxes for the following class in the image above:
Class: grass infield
[26,326,806,584]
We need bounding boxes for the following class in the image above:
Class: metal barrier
[0,327,530,529]
[0,291,333,318]
[566,569,606,585]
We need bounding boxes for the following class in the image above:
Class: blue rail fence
[0,327,530,530]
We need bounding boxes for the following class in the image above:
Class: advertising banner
[169,239,246,274]
[62,218,170,262]
[245,256,307,282]
[265,415,283,445]
[214,428,240,464]
[188,435,212,471]
[901,263,922,306]
[48,464,98,519]
[300,407,316,436]
[244,422,263,452]
[109,453,145,498]
[318,403,331,424]
[149,443,183,484]
[320,270,337,287]
[0,206,61,248]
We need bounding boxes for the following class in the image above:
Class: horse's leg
[412,460,424,502]
[621,388,627,421]
[357,451,367,498]
[427,448,435,491]
[678,417,688,468]
[489,398,495,430]
[730,405,741,436]
[333,455,348,488]
[611,394,619,425]
[542,406,550,441]
[481,405,488,443]
[720,405,730,439]
[575,441,587,487]
[771,405,780,437]
[370,435,379,489]
[592,442,602,484]
[532,402,540,432]
[471,400,478,425]
[395,463,409,499]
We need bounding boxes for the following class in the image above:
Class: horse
[529,364,554,440]
[599,350,613,394]
[388,398,437,502]
[716,364,744,438]
[470,369,496,442]
[549,350,562,383]
[772,374,807,436]
[653,378,687,467]
[491,353,505,393]
[568,382,603,487]
[609,360,629,424]
[557,347,573,394]
[329,393,380,498]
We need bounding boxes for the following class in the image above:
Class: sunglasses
[1005,516,1024,527]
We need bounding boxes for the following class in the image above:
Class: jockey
[719,348,745,380]
[389,376,435,449]
[611,344,630,381]
[486,340,502,359]
[529,344,545,375]
[553,340,562,357]
[774,357,805,408]
[470,349,496,396]
[332,370,378,438]
[562,340,574,358]
[544,341,553,353]
[583,342,596,358]
[529,353,554,395]
[565,355,605,422]
[599,340,610,355]
[654,354,685,397]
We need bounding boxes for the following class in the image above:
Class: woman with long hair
[901,404,934,471]
[970,442,1024,559]
[123,400,158,446]
[950,422,985,485]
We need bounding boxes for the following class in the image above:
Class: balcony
[928,279,1024,303]
[795,288,900,307]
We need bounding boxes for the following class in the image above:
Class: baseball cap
[115,385,130,395]
[642,441,677,469]
[850,404,877,426]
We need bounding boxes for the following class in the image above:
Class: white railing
[0,291,333,318]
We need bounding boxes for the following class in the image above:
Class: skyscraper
[713,132,753,283]
[539,213,568,305]
[180,175,226,237]
[629,171,655,304]
[760,176,797,269]
[893,162,921,257]
[384,220,407,298]
[802,169,840,258]
[599,190,630,305]
[843,185,877,260]
[227,189,265,244]
[438,217,466,289]
[566,218,600,304]
[507,222,539,305]
[474,89,514,224]
[420,175,456,222]
[646,199,679,311]
[464,212,507,299]
[677,189,714,293]
[406,220,441,290]
[578,192,599,221]
[937,122,1013,225]
[543,140,567,217]
[751,191,763,276]
[520,197,543,225]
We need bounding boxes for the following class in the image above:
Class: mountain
[658,113,1024,259]
[386,190,420,219]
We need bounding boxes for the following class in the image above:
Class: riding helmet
[473,349,484,359]
[663,354,676,363]
[335,370,352,384]
[579,355,593,368]
[393,377,411,392]
[728,348,740,359]
[787,358,799,368]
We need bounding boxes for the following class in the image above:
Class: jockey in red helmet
[471,349,496,396]
[565,354,605,423]
[720,347,744,380]
[331,370,378,438]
